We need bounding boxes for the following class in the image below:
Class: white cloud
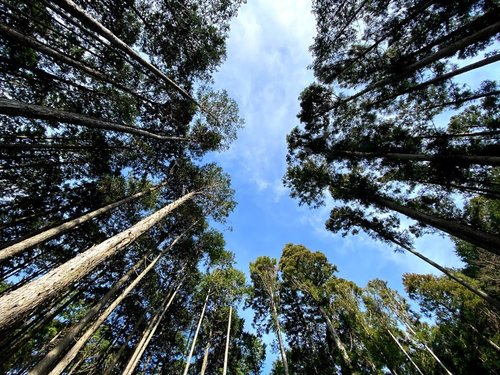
[213,0,316,193]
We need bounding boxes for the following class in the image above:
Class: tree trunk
[370,53,500,107]
[318,306,356,374]
[270,299,290,375]
[345,20,500,102]
[394,240,500,310]
[200,329,212,375]
[46,232,188,375]
[374,195,500,256]
[222,306,233,375]
[335,150,500,166]
[0,98,188,141]
[0,182,166,262]
[30,256,148,374]
[52,0,217,122]
[102,314,147,375]
[0,190,199,331]
[182,290,210,375]
[0,23,159,107]
[386,329,424,375]
[122,282,182,375]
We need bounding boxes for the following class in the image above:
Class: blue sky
[210,0,465,370]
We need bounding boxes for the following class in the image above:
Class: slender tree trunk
[30,256,148,374]
[0,181,166,262]
[386,329,424,375]
[182,290,210,375]
[270,299,290,375]
[45,232,190,375]
[122,282,182,375]
[0,23,159,107]
[102,314,147,375]
[200,328,212,375]
[345,20,500,102]
[0,98,188,141]
[370,53,500,107]
[373,195,500,256]
[222,306,233,375]
[0,190,200,331]
[394,240,500,310]
[52,0,217,121]
[335,150,500,166]
[318,306,356,374]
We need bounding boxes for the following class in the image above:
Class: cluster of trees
[0,0,267,373]
[284,0,499,308]
[278,0,499,373]
[248,244,499,374]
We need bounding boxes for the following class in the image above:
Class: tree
[285,0,500,264]
[248,256,290,375]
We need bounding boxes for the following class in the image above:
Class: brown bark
[0,190,200,331]
[30,256,147,374]
[271,299,290,375]
[374,195,500,256]
[0,98,188,141]
[0,181,166,262]
[200,328,212,375]
[102,315,147,375]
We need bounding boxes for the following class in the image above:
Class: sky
[209,0,465,371]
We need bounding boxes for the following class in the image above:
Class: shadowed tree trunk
[318,306,356,374]
[387,329,424,375]
[0,98,189,141]
[373,195,500,256]
[30,256,148,374]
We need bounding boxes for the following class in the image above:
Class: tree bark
[345,20,500,102]
[370,53,500,107]
[46,231,188,375]
[182,290,210,375]
[270,299,290,375]
[318,306,356,374]
[394,240,500,310]
[222,306,233,375]
[200,328,212,375]
[52,0,217,122]
[122,282,182,375]
[373,195,500,256]
[334,150,500,166]
[102,314,147,375]
[386,329,424,375]
[0,181,166,262]
[0,23,159,107]
[0,98,188,141]
[0,190,200,331]
[30,256,147,374]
